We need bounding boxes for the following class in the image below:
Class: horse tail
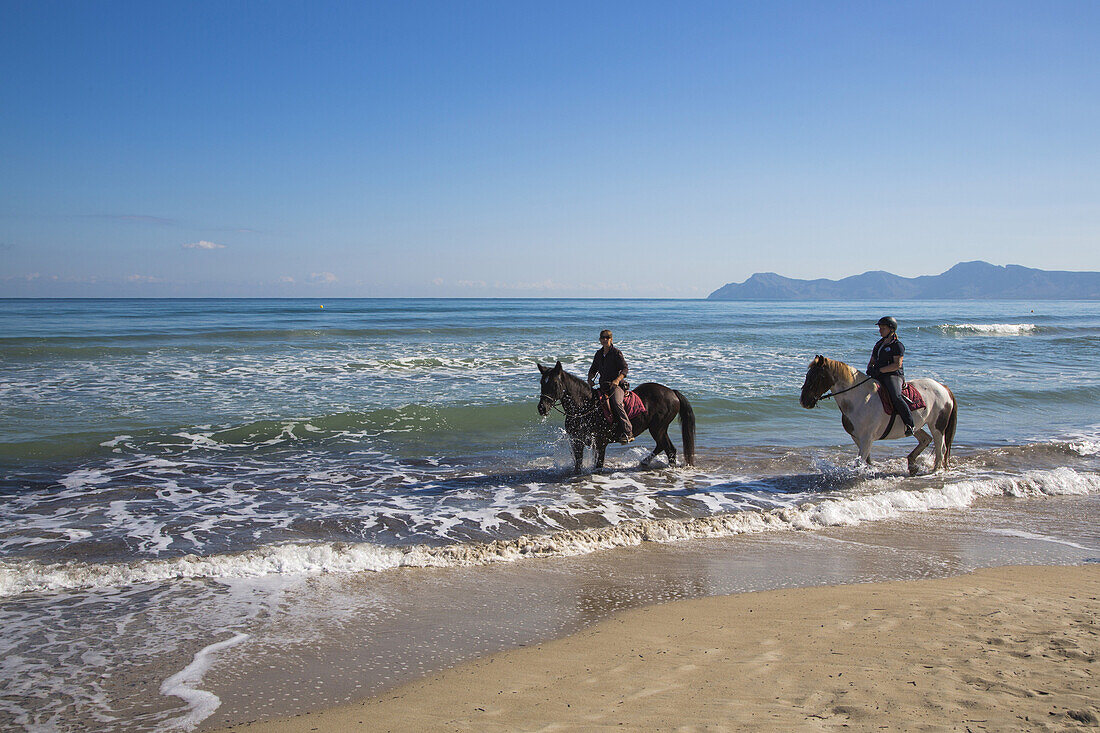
[673,390,696,466]
[944,386,958,467]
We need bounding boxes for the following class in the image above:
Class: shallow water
[0,298,1098,730]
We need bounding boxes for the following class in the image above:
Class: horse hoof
[908,463,920,476]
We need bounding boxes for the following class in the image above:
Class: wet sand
[216,563,1097,732]
[200,494,1100,733]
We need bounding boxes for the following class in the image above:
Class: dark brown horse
[537,361,695,471]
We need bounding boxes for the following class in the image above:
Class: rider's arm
[612,353,628,386]
[878,355,903,373]
[588,353,599,384]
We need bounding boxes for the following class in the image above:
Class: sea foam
[935,323,1038,335]
[2,467,1096,598]
[160,633,249,731]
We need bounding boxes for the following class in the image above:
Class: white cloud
[310,272,337,284]
[279,276,295,283]
[126,274,164,283]
[182,241,226,250]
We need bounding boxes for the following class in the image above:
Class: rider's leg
[883,373,915,432]
[609,385,633,441]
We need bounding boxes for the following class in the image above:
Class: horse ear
[537,362,547,374]
[551,361,563,374]
[813,355,824,365]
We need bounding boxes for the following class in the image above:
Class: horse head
[800,355,835,409]
[536,361,565,415]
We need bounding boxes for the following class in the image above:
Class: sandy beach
[214,564,1097,732]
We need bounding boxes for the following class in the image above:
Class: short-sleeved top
[869,336,905,379]
[589,346,629,384]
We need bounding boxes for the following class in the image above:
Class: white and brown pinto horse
[799,355,958,474]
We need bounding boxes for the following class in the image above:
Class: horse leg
[571,438,585,473]
[932,399,956,473]
[856,433,874,465]
[660,429,678,467]
[932,428,947,473]
[640,424,665,467]
[595,439,607,470]
[907,429,932,475]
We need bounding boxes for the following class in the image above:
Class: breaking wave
[933,323,1038,335]
[3,466,1095,598]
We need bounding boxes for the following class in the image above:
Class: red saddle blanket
[599,390,647,424]
[876,382,926,414]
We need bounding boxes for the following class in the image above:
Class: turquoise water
[3,298,1097,452]
[1,298,1098,730]
[1,298,1098,571]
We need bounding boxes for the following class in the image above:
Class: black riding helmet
[876,316,898,330]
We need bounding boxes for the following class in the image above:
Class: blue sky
[2,1,1098,297]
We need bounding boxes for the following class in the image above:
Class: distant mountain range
[707,261,1100,300]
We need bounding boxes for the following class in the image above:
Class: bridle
[539,392,567,416]
[539,380,600,418]
[818,377,875,400]
[804,362,875,406]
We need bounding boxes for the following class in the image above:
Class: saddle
[876,381,926,414]
[597,388,647,424]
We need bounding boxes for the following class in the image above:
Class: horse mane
[821,356,859,383]
[559,367,589,390]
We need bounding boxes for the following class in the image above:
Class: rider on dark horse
[867,316,915,437]
[587,330,634,444]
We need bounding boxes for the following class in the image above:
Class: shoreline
[195,496,1100,732]
[214,563,1099,732]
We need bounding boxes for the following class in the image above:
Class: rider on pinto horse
[587,329,634,443]
[867,316,915,437]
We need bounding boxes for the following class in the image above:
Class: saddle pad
[876,382,926,415]
[600,390,648,424]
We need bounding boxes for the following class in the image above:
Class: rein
[540,390,600,418]
[819,377,875,400]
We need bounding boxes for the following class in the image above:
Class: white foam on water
[159,632,249,731]
[3,467,1097,598]
[1069,440,1100,456]
[100,434,132,448]
[936,323,1038,335]
[1064,429,1100,456]
[985,528,1099,553]
[58,467,111,490]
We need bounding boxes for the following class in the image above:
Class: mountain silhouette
[707,261,1100,300]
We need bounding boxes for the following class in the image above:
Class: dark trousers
[604,384,633,438]
[879,373,915,429]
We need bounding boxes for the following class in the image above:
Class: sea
[1,298,1098,731]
